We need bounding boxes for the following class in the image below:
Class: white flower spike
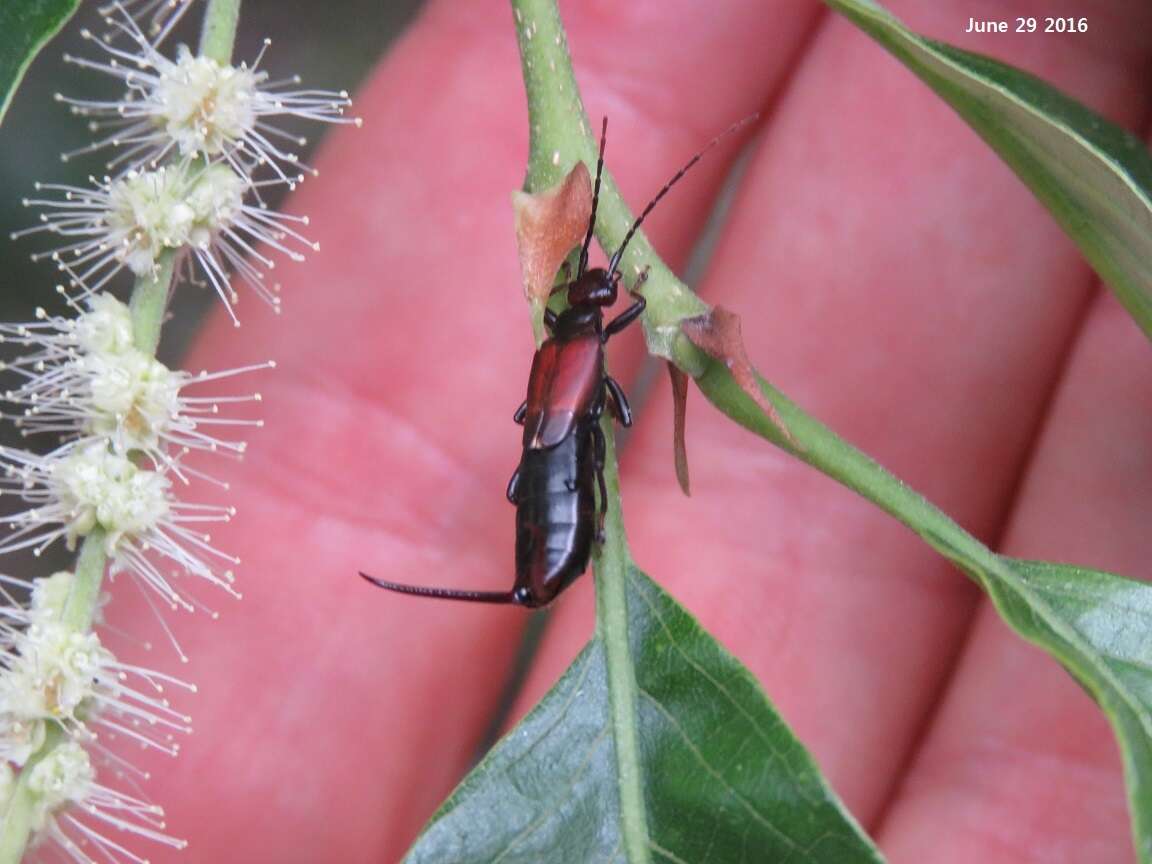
[0,0,355,858]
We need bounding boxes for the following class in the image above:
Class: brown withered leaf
[681,307,798,449]
[512,162,592,309]
[667,362,691,496]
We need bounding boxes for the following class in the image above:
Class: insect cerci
[362,115,751,607]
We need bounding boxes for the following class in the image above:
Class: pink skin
[98,1,1152,862]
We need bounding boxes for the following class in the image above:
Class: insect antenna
[577,116,609,278]
[359,572,519,605]
[606,113,758,277]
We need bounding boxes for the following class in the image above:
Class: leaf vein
[490,727,612,864]
[636,686,802,854]
[630,572,778,751]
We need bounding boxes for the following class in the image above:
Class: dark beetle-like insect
[362,117,745,607]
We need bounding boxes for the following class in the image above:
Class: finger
[513,0,1152,834]
[101,2,828,862]
[876,291,1152,862]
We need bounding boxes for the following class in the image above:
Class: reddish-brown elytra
[361,115,753,607]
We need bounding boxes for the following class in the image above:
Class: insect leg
[604,294,646,338]
[506,467,521,504]
[604,269,649,339]
[513,401,527,425]
[591,423,608,541]
[604,376,633,427]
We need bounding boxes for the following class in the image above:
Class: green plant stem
[199,0,241,64]
[511,9,653,824]
[514,2,656,857]
[0,725,63,864]
[130,250,177,356]
[680,342,985,563]
[592,419,652,864]
[674,330,1099,639]
[511,0,708,346]
[61,528,108,633]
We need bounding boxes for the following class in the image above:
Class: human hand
[111,1,1152,861]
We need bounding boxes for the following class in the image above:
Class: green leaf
[823,0,1152,341]
[685,353,1152,863]
[976,557,1152,862]
[404,565,882,864]
[0,0,81,127]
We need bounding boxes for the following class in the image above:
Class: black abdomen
[514,428,596,606]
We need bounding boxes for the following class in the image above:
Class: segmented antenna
[607,114,758,276]
[577,116,609,277]
[360,572,520,605]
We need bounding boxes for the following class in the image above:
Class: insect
[361,116,749,607]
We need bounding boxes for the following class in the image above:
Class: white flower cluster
[0,295,258,858]
[1,294,269,465]
[18,2,358,324]
[0,297,263,585]
[0,0,340,859]
[0,570,193,859]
